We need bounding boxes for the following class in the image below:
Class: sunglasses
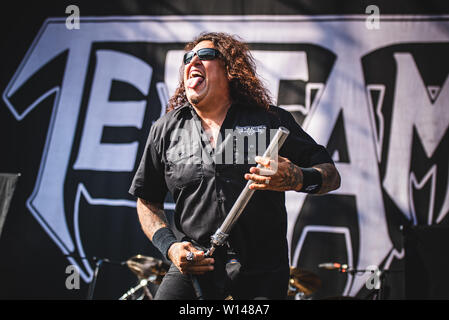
[183,48,221,65]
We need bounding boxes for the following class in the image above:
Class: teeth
[190,71,203,78]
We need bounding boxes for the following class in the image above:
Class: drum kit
[119,255,169,300]
[119,254,324,300]
[288,266,322,300]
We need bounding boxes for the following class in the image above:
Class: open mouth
[186,70,205,89]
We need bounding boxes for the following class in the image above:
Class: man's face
[183,40,230,108]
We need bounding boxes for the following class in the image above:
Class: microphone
[318,262,348,270]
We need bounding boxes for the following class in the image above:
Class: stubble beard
[190,96,199,105]
[187,89,202,106]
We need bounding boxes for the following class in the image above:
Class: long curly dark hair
[166,32,273,112]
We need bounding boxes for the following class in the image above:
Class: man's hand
[167,241,215,275]
[244,155,303,192]
[244,156,340,194]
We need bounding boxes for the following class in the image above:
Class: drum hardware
[120,255,169,300]
[64,254,126,300]
[119,276,161,300]
[318,261,403,300]
[87,256,128,300]
[63,253,168,299]
[288,267,322,299]
[125,254,169,284]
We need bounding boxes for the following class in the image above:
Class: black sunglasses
[183,48,220,65]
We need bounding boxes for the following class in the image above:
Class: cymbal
[126,254,169,284]
[288,266,322,296]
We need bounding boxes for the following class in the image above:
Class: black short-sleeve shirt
[129,103,333,272]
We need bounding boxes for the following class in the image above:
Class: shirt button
[217,198,223,205]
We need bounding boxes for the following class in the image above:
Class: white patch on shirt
[235,125,266,136]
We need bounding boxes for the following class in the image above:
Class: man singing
[129,32,340,300]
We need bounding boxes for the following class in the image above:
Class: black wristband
[152,227,178,260]
[299,168,322,194]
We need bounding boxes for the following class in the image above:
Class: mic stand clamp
[206,229,229,256]
[339,268,396,300]
[87,257,104,300]
[63,254,126,300]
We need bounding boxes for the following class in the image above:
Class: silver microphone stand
[191,127,290,299]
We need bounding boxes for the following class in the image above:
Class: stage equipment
[120,255,169,300]
[64,254,127,299]
[288,266,322,298]
[318,261,402,300]
[126,254,169,284]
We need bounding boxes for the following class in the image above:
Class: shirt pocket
[165,143,203,189]
[219,163,251,188]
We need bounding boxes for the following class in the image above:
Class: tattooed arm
[311,162,341,194]
[136,198,169,241]
[244,156,340,195]
[136,198,214,274]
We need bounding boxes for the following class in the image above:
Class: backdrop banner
[0,1,448,299]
